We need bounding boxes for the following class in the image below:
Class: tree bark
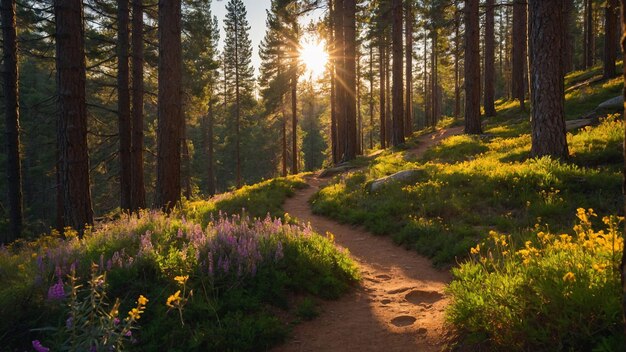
[379,43,386,149]
[430,29,439,126]
[55,0,93,231]
[483,0,496,117]
[369,44,374,150]
[512,0,527,111]
[155,0,183,209]
[344,0,358,160]
[291,42,298,174]
[562,0,574,74]
[207,91,216,195]
[131,0,146,210]
[464,0,481,134]
[584,0,595,68]
[329,0,338,163]
[529,0,568,159]
[404,0,413,136]
[454,5,461,120]
[1,0,22,242]
[391,0,404,146]
[619,0,626,339]
[604,0,620,79]
[118,0,132,211]
[334,0,346,161]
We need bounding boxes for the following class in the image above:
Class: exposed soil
[273,127,464,352]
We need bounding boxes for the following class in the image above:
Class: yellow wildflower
[166,290,182,308]
[138,295,149,306]
[470,244,481,255]
[128,308,141,320]
[174,275,189,286]
[562,272,576,282]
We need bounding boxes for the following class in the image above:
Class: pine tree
[529,0,568,159]
[183,0,220,196]
[223,0,254,188]
[391,0,404,146]
[117,0,131,210]
[54,0,94,231]
[1,0,23,242]
[155,0,183,210]
[130,0,145,210]
[464,0,481,135]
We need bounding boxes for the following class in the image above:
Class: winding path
[273,127,463,352]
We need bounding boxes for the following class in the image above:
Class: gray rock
[368,169,424,192]
[597,95,623,111]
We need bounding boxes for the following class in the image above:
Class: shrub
[447,209,624,351]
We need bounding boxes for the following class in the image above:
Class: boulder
[597,96,623,111]
[368,169,425,192]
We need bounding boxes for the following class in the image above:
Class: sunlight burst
[299,37,328,80]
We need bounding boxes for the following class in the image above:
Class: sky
[211,0,325,77]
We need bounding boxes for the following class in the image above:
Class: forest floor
[273,127,463,352]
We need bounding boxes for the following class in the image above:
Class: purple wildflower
[47,279,65,300]
[32,340,50,352]
[66,316,73,328]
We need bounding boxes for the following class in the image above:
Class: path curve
[273,127,462,352]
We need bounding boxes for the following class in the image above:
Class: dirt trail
[274,127,463,352]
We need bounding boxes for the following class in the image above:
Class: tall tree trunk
[585,0,595,68]
[379,43,386,148]
[357,53,363,154]
[334,0,346,161]
[483,0,496,117]
[291,46,298,174]
[454,5,461,120]
[423,31,430,127]
[155,0,183,208]
[618,0,626,339]
[604,0,620,79]
[404,0,413,136]
[529,0,568,159]
[131,0,145,210]
[234,2,242,187]
[369,44,374,150]
[118,0,132,211]
[207,92,216,195]
[512,0,527,111]
[55,0,93,231]
[562,0,574,74]
[385,42,393,146]
[464,0,481,134]
[329,0,338,163]
[430,30,439,126]
[181,125,191,199]
[1,0,22,242]
[391,0,404,146]
[344,0,357,160]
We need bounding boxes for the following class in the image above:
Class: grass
[183,175,308,227]
[447,210,624,351]
[0,174,359,351]
[312,116,622,266]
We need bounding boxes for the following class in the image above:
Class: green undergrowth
[0,173,360,351]
[0,210,358,351]
[183,175,308,227]
[448,210,624,351]
[494,63,623,122]
[311,114,622,266]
